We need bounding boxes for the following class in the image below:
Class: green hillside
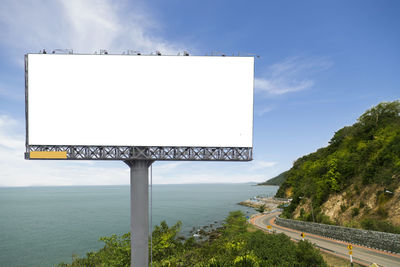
[258,171,288,186]
[276,101,400,233]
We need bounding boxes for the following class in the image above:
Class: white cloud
[151,160,279,185]
[255,78,313,95]
[0,115,22,149]
[0,114,130,186]
[0,0,186,62]
[255,56,331,95]
[0,83,23,101]
[152,173,267,185]
[249,160,277,170]
[0,115,17,128]
[255,105,274,116]
[155,162,188,172]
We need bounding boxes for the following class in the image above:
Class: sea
[0,184,278,267]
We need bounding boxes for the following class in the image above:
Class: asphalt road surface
[250,212,400,267]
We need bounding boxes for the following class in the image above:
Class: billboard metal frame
[25,145,252,161]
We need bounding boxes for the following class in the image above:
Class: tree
[255,204,266,213]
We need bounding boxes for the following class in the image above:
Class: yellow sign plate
[347,245,353,250]
[30,151,67,159]
[267,225,272,229]
[349,251,353,255]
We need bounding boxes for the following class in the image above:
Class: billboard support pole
[125,160,153,267]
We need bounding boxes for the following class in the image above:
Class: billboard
[26,54,254,160]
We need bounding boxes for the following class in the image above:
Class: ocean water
[0,184,278,267]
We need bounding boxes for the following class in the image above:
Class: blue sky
[0,0,399,186]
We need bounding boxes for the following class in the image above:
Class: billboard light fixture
[35,50,258,57]
[51,49,73,54]
[125,50,141,55]
[247,53,260,58]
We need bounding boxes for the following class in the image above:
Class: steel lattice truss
[26,145,252,161]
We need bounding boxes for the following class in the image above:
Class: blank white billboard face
[27,54,254,147]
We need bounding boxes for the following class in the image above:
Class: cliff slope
[276,101,400,233]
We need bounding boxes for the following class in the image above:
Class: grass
[246,223,259,232]
[320,251,365,267]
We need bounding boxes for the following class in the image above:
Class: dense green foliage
[255,204,266,213]
[258,171,288,186]
[58,211,326,266]
[276,101,400,232]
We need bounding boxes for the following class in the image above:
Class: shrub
[360,218,374,229]
[295,240,328,267]
[300,208,305,218]
[351,208,360,217]
[361,218,400,234]
[340,204,347,212]
[255,204,266,213]
[316,213,333,225]
[354,184,360,195]
[376,206,388,218]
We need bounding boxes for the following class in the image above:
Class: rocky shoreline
[238,196,290,211]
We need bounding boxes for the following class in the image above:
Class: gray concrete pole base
[125,160,153,267]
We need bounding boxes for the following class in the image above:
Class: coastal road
[250,212,400,267]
